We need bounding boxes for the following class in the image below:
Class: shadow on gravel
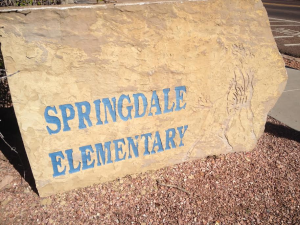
[265,121,300,143]
[0,43,38,194]
[0,107,38,195]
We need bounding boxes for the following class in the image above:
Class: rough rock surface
[0,0,287,196]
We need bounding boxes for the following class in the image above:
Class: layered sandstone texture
[0,0,287,197]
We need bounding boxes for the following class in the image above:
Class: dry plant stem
[0,132,25,182]
[156,180,191,195]
[0,70,20,79]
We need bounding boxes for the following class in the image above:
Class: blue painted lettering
[133,93,148,118]
[44,106,61,135]
[95,141,113,166]
[45,86,187,135]
[93,99,103,125]
[165,128,176,150]
[127,136,139,159]
[175,86,187,111]
[118,95,133,121]
[75,101,93,129]
[49,151,66,177]
[177,125,188,146]
[65,149,81,174]
[79,145,95,170]
[103,97,117,124]
[148,91,162,116]
[59,104,75,132]
[49,124,189,177]
[141,133,152,155]
[151,131,164,154]
[113,139,126,162]
[163,88,175,114]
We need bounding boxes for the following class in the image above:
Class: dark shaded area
[285,65,295,69]
[0,43,12,108]
[265,120,300,143]
[0,43,38,194]
[0,107,38,194]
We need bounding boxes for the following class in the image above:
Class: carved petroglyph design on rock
[227,68,254,115]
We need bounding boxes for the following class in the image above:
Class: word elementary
[44,86,186,135]
[49,125,188,177]
[45,86,189,177]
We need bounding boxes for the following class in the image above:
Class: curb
[281,54,300,63]
[281,54,300,70]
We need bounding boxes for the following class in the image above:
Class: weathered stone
[0,0,286,197]
[40,198,52,206]
[1,197,12,207]
[0,175,14,190]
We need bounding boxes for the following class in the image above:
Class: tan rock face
[0,0,287,197]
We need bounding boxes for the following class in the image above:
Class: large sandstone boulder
[0,0,287,197]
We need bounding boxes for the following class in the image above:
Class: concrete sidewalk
[269,67,300,131]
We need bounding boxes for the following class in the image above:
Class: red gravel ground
[283,54,300,70]
[0,116,299,225]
